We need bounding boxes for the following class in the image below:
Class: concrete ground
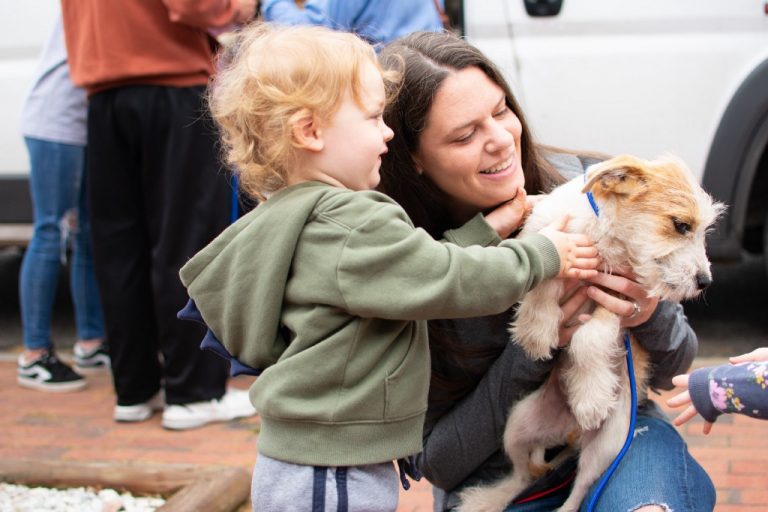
[0,248,766,510]
[0,352,766,511]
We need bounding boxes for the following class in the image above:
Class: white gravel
[0,483,165,512]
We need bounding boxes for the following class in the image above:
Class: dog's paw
[456,472,531,512]
[520,340,555,361]
[571,397,611,431]
[455,487,509,512]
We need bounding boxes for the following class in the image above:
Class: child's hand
[485,187,533,239]
[729,347,768,365]
[667,374,714,435]
[539,215,600,279]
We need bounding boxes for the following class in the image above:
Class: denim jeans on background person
[504,415,716,512]
[19,137,105,350]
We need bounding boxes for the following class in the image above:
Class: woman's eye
[672,218,691,235]
[455,130,475,143]
[493,106,509,118]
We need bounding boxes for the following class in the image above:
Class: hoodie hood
[179,182,329,371]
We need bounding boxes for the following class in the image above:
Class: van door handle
[524,0,564,17]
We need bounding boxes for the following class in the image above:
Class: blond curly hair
[208,23,399,201]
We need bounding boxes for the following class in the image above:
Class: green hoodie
[179,181,559,466]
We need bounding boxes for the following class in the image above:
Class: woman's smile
[480,154,517,176]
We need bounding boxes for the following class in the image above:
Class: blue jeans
[19,137,105,350]
[504,415,716,512]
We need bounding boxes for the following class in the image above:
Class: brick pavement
[0,352,765,511]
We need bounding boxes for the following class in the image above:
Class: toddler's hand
[485,187,533,239]
[729,347,768,365]
[539,215,599,279]
[667,374,714,435]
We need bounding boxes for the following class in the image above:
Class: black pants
[87,85,230,406]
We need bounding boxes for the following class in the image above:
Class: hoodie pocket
[383,338,430,419]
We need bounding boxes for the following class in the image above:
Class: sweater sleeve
[630,301,698,390]
[333,202,560,320]
[689,362,768,423]
[443,213,503,248]
[162,0,237,28]
[261,0,363,29]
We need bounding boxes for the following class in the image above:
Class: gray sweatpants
[251,454,399,512]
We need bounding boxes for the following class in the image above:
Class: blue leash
[585,333,637,511]
[583,184,638,511]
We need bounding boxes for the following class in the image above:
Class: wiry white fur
[456,155,724,512]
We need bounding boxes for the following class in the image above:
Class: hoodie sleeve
[332,200,560,321]
[689,362,768,423]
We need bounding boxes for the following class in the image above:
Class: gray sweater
[418,153,698,510]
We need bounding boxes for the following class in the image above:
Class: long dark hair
[378,31,563,239]
[377,32,565,401]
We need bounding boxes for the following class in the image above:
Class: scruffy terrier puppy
[457,155,724,512]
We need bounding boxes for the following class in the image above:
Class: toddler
[179,23,598,511]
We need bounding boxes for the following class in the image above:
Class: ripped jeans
[504,415,716,512]
[20,137,104,350]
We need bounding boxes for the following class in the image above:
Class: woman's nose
[485,120,515,153]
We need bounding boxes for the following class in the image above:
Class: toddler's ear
[291,109,324,152]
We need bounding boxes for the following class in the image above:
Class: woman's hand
[485,187,539,239]
[582,270,659,328]
[557,279,591,347]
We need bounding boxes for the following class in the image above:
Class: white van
[0,1,58,224]
[461,0,768,268]
[2,1,768,271]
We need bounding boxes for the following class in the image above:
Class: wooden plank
[0,458,249,511]
[159,468,250,512]
[0,224,32,247]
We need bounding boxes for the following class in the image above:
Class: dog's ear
[581,155,649,199]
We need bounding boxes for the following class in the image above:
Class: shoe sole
[17,376,87,393]
[114,408,156,422]
[161,416,223,431]
[114,413,153,422]
[74,363,111,375]
[161,410,256,430]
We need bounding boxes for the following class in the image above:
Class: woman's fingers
[561,285,589,321]
[583,272,658,327]
[584,271,642,299]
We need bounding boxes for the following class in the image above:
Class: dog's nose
[696,272,712,290]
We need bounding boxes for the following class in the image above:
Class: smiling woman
[377,30,717,512]
[414,67,524,222]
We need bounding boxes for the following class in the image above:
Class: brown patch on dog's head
[582,154,725,300]
[582,154,650,200]
[581,154,720,233]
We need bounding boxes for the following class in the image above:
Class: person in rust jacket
[59,0,257,430]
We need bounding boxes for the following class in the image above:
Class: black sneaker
[17,351,87,392]
[73,342,110,373]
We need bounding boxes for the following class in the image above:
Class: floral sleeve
[688,362,768,422]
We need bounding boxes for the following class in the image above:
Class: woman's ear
[412,153,425,175]
[291,110,324,152]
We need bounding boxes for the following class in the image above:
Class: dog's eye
[672,218,691,235]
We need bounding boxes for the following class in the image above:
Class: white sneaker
[114,390,165,422]
[161,388,257,431]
